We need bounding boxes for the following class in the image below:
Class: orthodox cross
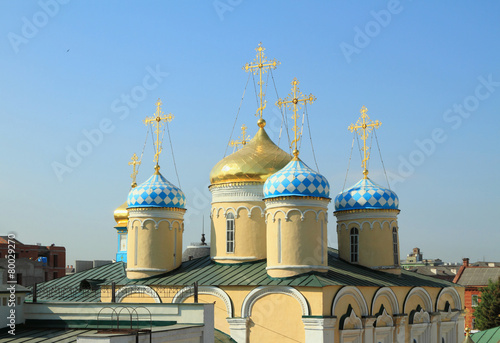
[229,124,250,151]
[243,43,280,119]
[348,106,381,179]
[128,153,141,188]
[143,98,174,171]
[276,78,316,158]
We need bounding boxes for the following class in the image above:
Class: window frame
[350,227,359,263]
[226,212,235,253]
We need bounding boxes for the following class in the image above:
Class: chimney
[463,258,469,267]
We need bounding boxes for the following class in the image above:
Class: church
[42,44,466,343]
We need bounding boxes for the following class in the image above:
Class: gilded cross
[348,106,381,179]
[128,153,141,188]
[276,78,316,158]
[229,124,250,151]
[143,98,174,171]
[243,43,280,119]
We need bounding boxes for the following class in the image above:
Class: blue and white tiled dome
[334,178,398,211]
[263,158,330,199]
[127,172,186,209]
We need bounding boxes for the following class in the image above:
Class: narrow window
[321,220,324,264]
[472,294,479,307]
[226,213,235,253]
[392,227,399,266]
[350,227,359,263]
[277,219,282,263]
[134,225,138,265]
[173,226,177,267]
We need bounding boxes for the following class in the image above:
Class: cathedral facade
[106,45,465,343]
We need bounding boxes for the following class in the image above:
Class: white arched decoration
[126,218,183,230]
[371,287,400,315]
[404,287,433,313]
[172,285,233,318]
[115,285,161,303]
[212,205,265,219]
[265,208,328,223]
[332,286,369,317]
[436,286,462,311]
[241,286,310,318]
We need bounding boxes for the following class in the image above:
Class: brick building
[0,237,66,286]
[453,258,500,331]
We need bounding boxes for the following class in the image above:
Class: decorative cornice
[209,181,264,189]
[212,256,258,261]
[265,197,329,209]
[334,208,400,215]
[265,195,331,203]
[210,183,265,203]
[212,205,265,219]
[265,208,328,223]
[128,206,186,213]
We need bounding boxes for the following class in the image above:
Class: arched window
[226,213,235,253]
[392,227,398,266]
[350,227,359,263]
[277,218,282,263]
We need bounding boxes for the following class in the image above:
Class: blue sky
[1,1,499,265]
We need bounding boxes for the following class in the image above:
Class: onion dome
[127,171,186,209]
[209,120,292,185]
[113,201,129,226]
[334,178,399,211]
[263,157,330,199]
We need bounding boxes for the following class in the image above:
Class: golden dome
[113,201,129,226]
[210,124,292,185]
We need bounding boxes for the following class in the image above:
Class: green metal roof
[0,326,99,342]
[28,248,458,303]
[471,326,500,343]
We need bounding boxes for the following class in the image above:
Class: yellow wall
[266,206,328,278]
[248,293,305,343]
[105,282,465,342]
[336,211,400,273]
[211,201,266,263]
[127,211,184,279]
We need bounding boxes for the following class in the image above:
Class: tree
[474,276,500,331]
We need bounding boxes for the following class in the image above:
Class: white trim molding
[212,256,257,261]
[241,286,310,318]
[266,265,328,271]
[210,183,264,203]
[212,205,265,219]
[127,217,183,230]
[265,208,328,223]
[115,285,161,303]
[404,287,434,313]
[264,197,329,209]
[125,267,167,272]
[436,286,462,311]
[332,286,369,317]
[336,220,398,231]
[371,287,400,315]
[172,285,233,318]
[302,317,337,343]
